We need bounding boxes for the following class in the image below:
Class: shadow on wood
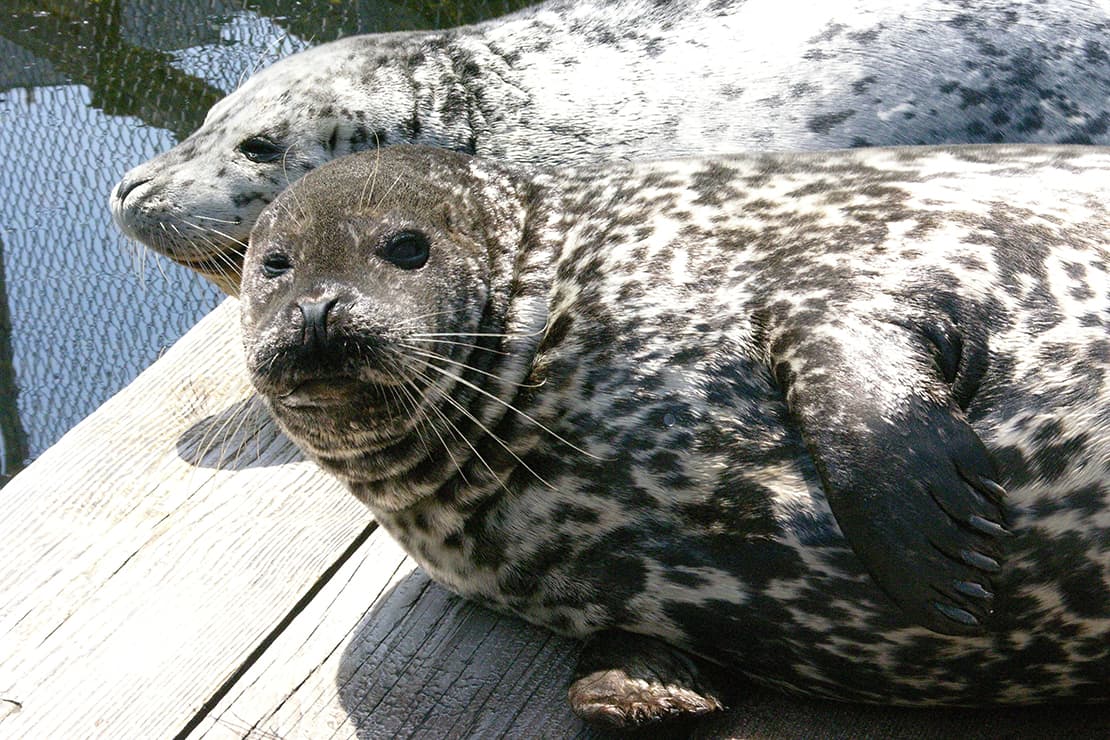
[335,565,1110,739]
[336,567,596,738]
[176,394,297,472]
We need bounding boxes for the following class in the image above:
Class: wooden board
[0,298,369,738]
[2,296,1109,738]
[187,528,591,740]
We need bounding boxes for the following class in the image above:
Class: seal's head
[110,35,456,295]
[241,146,538,509]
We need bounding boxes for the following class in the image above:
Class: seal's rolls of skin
[113,0,1110,294]
[241,144,1110,726]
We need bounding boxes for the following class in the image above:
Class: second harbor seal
[240,144,1110,728]
[112,0,1110,294]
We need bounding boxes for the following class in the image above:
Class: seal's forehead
[278,145,476,214]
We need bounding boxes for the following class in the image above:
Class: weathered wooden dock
[1,298,1108,738]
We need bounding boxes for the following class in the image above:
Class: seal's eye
[381,231,430,270]
[237,136,285,164]
[261,252,292,278]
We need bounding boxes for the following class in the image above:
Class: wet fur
[241,144,1110,707]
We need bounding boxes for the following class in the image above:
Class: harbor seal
[113,0,1110,294]
[240,144,1110,728]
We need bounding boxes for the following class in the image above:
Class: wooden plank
[2,295,1109,738]
[0,298,369,739]
[188,526,591,740]
[183,518,1110,739]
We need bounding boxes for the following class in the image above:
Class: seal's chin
[279,377,364,408]
[168,244,247,295]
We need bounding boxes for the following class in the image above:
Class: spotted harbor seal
[113,0,1110,294]
[240,144,1110,728]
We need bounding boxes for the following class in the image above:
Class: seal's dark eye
[381,231,430,270]
[261,252,292,278]
[237,136,284,164]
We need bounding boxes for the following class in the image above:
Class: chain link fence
[0,0,534,481]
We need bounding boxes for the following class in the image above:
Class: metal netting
[0,0,535,480]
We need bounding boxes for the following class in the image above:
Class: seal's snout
[113,174,152,206]
[298,297,338,350]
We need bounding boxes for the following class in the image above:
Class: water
[0,0,530,482]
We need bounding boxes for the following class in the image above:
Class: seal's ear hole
[380,230,430,270]
[261,252,293,278]
[237,136,285,164]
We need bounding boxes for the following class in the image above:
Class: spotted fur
[113,0,1110,294]
[241,144,1110,711]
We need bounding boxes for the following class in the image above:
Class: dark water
[0,0,530,481]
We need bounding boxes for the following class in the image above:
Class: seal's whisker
[280,146,306,205]
[376,351,434,457]
[192,214,242,225]
[392,307,464,327]
[410,366,524,493]
[400,337,511,356]
[407,325,548,340]
[418,360,605,461]
[406,362,505,489]
[211,398,268,468]
[189,392,267,468]
[175,220,247,290]
[383,351,472,486]
[427,374,554,490]
[400,344,545,389]
[181,219,249,251]
[408,383,473,487]
[359,145,383,208]
[414,389,474,488]
[372,172,405,209]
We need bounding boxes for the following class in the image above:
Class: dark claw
[960,548,1002,573]
[975,477,1007,502]
[953,580,993,599]
[968,514,1009,537]
[934,601,980,626]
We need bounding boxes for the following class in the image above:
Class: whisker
[408,365,516,493]
[191,214,243,225]
[418,360,605,461]
[424,370,553,490]
[400,337,510,356]
[407,326,548,339]
[400,344,544,388]
[359,144,382,208]
[382,351,472,487]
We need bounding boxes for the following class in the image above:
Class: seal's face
[110,39,420,295]
[241,149,496,494]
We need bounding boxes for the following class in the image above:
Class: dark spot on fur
[807,110,854,134]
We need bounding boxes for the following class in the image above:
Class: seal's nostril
[298,297,338,348]
[115,176,152,204]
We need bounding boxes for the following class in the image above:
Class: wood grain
[0,298,367,738]
[2,297,1109,739]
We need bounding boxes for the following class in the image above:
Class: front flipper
[568,630,728,731]
[772,316,1008,635]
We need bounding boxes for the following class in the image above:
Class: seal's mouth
[279,377,364,408]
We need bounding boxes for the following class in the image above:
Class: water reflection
[0,0,530,479]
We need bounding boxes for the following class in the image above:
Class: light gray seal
[240,144,1110,729]
[112,0,1110,294]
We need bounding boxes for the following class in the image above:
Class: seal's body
[113,0,1110,293]
[241,145,1110,726]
